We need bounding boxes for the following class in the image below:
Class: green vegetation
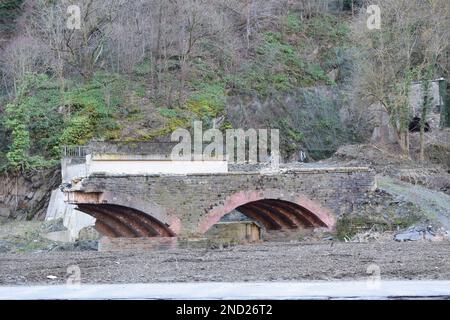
[228,14,349,96]
[0,4,356,172]
[0,73,125,171]
[116,12,353,146]
[188,83,226,120]
[285,89,357,159]
[2,0,446,173]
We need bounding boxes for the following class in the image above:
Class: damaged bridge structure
[63,157,376,248]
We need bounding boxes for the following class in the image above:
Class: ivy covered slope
[0,73,124,171]
[0,2,360,172]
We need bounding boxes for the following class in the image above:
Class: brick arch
[197,189,336,234]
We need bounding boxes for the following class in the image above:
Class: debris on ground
[0,240,12,253]
[347,227,386,243]
[394,226,448,242]
[49,240,98,252]
[0,220,98,253]
[42,219,66,233]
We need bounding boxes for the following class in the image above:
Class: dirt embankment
[378,177,450,229]
[329,143,450,194]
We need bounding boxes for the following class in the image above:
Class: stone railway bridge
[64,167,376,243]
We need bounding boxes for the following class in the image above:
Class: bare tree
[352,0,450,157]
[0,35,52,96]
[28,0,126,80]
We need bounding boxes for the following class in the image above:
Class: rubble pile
[394,226,450,242]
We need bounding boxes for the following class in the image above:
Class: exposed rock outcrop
[0,169,60,220]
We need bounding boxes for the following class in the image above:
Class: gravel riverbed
[1,241,449,285]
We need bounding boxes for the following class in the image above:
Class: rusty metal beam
[236,206,278,230]
[78,204,140,237]
[129,211,174,237]
[265,199,327,227]
[94,220,120,238]
[238,204,283,230]
[90,205,147,237]
[249,201,297,229]
[264,199,316,227]
[101,204,175,237]
[76,204,176,238]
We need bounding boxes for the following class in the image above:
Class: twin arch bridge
[64,166,376,242]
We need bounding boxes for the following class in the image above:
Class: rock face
[0,240,11,253]
[0,170,61,220]
[0,205,11,218]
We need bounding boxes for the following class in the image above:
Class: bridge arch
[198,189,336,235]
[77,204,176,238]
[73,192,180,238]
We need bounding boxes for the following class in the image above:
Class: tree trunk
[245,0,252,53]
[397,130,410,158]
[405,130,410,157]
[419,127,425,162]
[155,2,163,91]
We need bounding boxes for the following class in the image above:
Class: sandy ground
[1,241,449,286]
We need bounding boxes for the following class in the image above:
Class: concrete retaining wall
[86,154,228,175]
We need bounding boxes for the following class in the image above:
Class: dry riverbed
[0,241,449,285]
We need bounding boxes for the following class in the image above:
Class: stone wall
[98,237,178,252]
[206,221,260,244]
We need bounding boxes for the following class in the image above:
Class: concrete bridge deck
[64,166,375,242]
